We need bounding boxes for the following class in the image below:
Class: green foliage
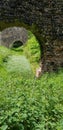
[0,32,63,130]
[14,31,41,72]
[0,71,63,130]
[5,55,32,77]
[0,46,10,66]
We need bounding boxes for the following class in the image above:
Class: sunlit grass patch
[5,55,32,77]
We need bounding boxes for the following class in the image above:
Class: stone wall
[0,0,63,39]
[0,27,28,48]
[42,40,63,72]
[0,0,63,72]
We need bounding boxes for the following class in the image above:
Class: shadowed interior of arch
[12,41,23,48]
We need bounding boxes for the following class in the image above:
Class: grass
[12,31,41,73]
[0,32,63,130]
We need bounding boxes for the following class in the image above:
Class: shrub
[0,72,63,130]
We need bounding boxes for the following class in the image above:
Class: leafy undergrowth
[0,69,63,130]
[0,33,63,130]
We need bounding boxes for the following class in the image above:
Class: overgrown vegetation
[0,32,63,130]
[12,31,41,72]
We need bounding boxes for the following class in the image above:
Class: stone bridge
[0,27,28,48]
[0,0,63,72]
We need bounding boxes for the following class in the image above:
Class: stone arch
[0,0,63,72]
[1,27,28,48]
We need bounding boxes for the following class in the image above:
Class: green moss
[0,20,30,31]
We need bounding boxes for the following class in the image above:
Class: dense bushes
[0,71,63,130]
[0,32,63,130]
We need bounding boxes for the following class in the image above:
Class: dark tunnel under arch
[12,41,23,48]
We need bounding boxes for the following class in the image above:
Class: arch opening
[12,41,23,48]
